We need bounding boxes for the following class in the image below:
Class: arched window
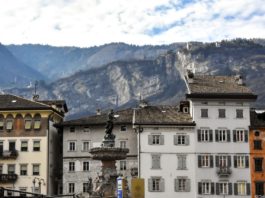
[15,114,24,130]
[24,114,32,130]
[0,114,4,131]
[6,114,14,131]
[33,114,41,130]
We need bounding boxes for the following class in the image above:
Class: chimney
[96,109,101,115]
[235,75,244,85]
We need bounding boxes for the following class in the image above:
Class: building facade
[249,109,265,197]
[185,74,257,197]
[0,94,67,196]
[59,108,138,196]
[134,105,196,198]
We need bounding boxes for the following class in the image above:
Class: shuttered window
[6,119,13,130]
[216,155,231,167]
[235,182,250,195]
[216,182,232,195]
[175,177,190,192]
[148,134,164,145]
[198,181,214,194]
[198,129,213,142]
[233,129,248,142]
[234,155,249,168]
[151,154,161,169]
[198,155,213,168]
[148,177,164,192]
[177,155,187,170]
[174,135,189,145]
[236,109,243,118]
[24,120,32,130]
[216,129,230,142]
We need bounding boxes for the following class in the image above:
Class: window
[20,164,27,175]
[83,162,89,171]
[216,129,230,142]
[201,109,208,118]
[120,125,127,131]
[69,141,76,151]
[198,155,213,168]
[148,177,164,192]
[8,164,15,174]
[177,155,187,170]
[148,134,164,145]
[175,177,190,192]
[120,161,126,170]
[70,127,75,132]
[235,182,250,195]
[9,141,16,152]
[33,141,40,151]
[83,127,90,132]
[198,129,213,142]
[6,119,13,130]
[217,182,230,195]
[68,183,75,193]
[255,182,264,196]
[216,155,231,167]
[234,155,249,168]
[69,162,75,172]
[21,141,28,151]
[19,188,27,197]
[151,154,161,169]
[32,164,40,175]
[0,141,3,154]
[198,181,214,195]
[218,109,226,118]
[254,158,263,172]
[83,183,90,193]
[0,117,4,131]
[120,141,126,148]
[174,135,189,145]
[24,119,32,130]
[0,164,2,174]
[254,140,262,150]
[255,131,260,137]
[236,109,243,118]
[83,141,90,151]
[233,129,248,142]
[33,115,41,130]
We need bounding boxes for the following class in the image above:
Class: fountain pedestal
[89,145,129,198]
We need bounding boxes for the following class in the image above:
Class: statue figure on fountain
[103,109,116,146]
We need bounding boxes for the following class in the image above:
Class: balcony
[0,150,18,159]
[217,167,232,177]
[0,174,18,183]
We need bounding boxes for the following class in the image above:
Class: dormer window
[24,114,32,130]
[33,114,41,130]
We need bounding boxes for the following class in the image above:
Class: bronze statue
[104,109,116,140]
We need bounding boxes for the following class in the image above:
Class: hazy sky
[0,0,264,47]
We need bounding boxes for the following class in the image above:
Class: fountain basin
[90,147,129,161]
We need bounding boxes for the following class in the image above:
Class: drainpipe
[133,108,141,178]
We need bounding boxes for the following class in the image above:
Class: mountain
[4,39,265,119]
[0,43,45,89]
[7,43,185,81]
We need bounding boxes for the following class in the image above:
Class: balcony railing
[0,150,18,159]
[217,166,232,177]
[0,174,18,183]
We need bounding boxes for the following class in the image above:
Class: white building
[59,108,138,196]
[185,74,257,197]
[0,94,67,196]
[134,104,196,198]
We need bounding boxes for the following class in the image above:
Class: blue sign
[117,177,123,198]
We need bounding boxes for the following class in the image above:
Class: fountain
[89,110,129,198]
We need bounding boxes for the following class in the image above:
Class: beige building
[0,94,67,196]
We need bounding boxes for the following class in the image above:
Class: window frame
[83,161,89,171]
[69,162,75,172]
[120,160,126,171]
[8,164,15,174]
[32,164,40,176]
[254,158,263,172]
[68,141,76,151]
[151,154,161,169]
[20,164,28,176]
[33,140,40,152]
[201,109,208,118]
[82,141,90,151]
[68,183,75,193]
[177,155,187,170]
[236,109,243,118]
[218,109,226,118]
[254,140,262,150]
[20,141,28,152]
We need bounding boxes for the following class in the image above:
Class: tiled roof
[60,108,133,126]
[0,94,51,110]
[134,105,195,126]
[60,105,195,127]
[186,75,257,99]
[38,100,68,112]
[250,109,265,128]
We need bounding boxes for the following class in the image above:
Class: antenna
[33,81,39,101]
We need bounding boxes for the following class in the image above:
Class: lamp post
[32,177,45,194]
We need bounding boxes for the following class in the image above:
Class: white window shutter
[175,178,179,192]
[185,179,191,192]
[148,179,152,192]
[148,135,152,145]
[185,135,190,145]
[174,135,178,145]
[159,178,165,192]
[160,135,164,145]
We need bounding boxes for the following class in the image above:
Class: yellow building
[0,94,67,196]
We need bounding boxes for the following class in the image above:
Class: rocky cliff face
[4,39,265,119]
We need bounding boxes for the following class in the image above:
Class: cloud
[0,0,264,47]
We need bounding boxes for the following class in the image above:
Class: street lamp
[32,177,45,194]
